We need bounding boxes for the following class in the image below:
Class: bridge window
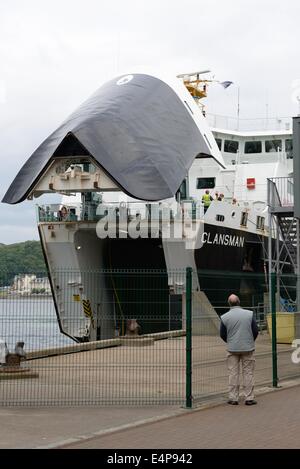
[245,141,262,154]
[224,140,239,153]
[265,140,282,153]
[196,177,215,189]
[285,139,293,159]
[215,138,222,151]
[256,216,265,230]
[240,212,248,227]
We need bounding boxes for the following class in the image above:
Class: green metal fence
[0,268,300,406]
[0,269,185,406]
[190,269,300,405]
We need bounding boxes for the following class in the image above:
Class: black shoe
[227,400,239,405]
[245,400,257,406]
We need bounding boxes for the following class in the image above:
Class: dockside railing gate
[0,268,299,406]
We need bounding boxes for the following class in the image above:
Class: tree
[0,241,46,286]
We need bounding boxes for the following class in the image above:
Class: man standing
[202,189,213,213]
[220,294,259,406]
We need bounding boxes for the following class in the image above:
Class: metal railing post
[271,271,278,387]
[185,267,193,408]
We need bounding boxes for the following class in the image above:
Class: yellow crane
[177,70,214,115]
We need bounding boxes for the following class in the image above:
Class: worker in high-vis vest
[202,189,213,213]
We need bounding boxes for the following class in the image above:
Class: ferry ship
[2,71,295,342]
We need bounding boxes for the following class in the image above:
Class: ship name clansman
[201,232,244,247]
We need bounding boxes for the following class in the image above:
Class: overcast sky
[0,0,299,244]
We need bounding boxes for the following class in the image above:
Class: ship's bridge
[210,125,293,168]
[199,112,292,165]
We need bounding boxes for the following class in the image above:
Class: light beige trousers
[227,351,255,402]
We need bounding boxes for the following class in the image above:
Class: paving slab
[0,405,181,449]
[58,381,300,449]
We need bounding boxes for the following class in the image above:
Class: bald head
[228,294,240,307]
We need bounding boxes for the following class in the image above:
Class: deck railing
[267,177,294,210]
[207,113,292,132]
[36,200,205,224]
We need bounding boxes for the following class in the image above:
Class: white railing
[36,200,205,224]
[206,113,292,132]
[267,177,294,209]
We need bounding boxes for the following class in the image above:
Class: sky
[0,0,300,244]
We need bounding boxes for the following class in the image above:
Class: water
[0,297,74,352]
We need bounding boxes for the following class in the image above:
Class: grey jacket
[220,306,258,352]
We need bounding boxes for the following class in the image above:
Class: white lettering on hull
[201,231,244,248]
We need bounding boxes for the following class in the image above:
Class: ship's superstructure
[2,71,295,342]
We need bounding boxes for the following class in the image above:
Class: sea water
[0,297,74,352]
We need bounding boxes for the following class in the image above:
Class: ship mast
[177,70,213,116]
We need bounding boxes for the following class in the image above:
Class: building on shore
[11,274,51,295]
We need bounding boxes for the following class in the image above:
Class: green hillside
[0,241,46,285]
